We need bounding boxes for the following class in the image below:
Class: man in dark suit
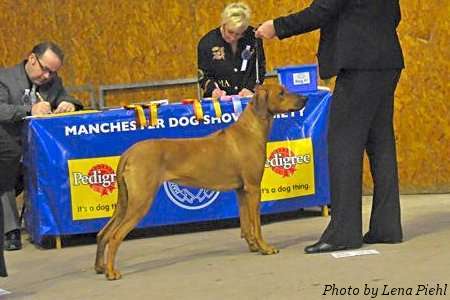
[0,168,9,276]
[0,41,83,251]
[256,0,404,253]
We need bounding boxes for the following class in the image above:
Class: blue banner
[23,90,332,245]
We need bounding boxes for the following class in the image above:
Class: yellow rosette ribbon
[182,99,204,121]
[124,104,147,127]
[149,103,159,127]
[212,97,222,118]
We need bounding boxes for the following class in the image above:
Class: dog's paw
[260,246,280,255]
[245,240,259,252]
[95,265,105,274]
[248,244,259,252]
[106,269,122,280]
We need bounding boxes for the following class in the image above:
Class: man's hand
[31,101,52,116]
[54,101,76,114]
[255,20,277,39]
[238,88,254,97]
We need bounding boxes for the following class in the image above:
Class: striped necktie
[30,84,37,104]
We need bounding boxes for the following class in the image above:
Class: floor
[1,194,449,300]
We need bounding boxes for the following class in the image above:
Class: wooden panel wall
[0,0,448,193]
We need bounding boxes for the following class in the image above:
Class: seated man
[0,41,83,250]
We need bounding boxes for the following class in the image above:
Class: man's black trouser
[320,69,403,247]
[0,126,22,276]
[1,126,22,227]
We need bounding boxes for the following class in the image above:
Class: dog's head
[252,84,307,118]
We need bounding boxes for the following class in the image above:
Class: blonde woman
[198,2,266,98]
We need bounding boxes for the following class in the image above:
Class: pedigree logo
[261,138,315,201]
[72,164,117,196]
[265,147,312,178]
[68,156,121,220]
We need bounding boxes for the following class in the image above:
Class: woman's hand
[212,88,226,98]
[238,88,254,97]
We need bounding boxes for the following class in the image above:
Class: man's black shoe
[304,241,358,254]
[363,233,402,244]
[4,229,22,251]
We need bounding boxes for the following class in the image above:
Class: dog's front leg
[238,187,279,255]
[237,189,259,252]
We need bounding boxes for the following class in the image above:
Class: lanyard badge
[240,45,252,71]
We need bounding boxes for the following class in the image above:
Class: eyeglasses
[34,54,57,77]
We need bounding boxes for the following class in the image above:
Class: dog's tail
[109,153,130,222]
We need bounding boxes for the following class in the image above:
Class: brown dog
[95,84,307,280]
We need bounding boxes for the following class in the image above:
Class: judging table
[23,90,332,247]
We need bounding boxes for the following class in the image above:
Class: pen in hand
[36,92,45,103]
[34,92,53,115]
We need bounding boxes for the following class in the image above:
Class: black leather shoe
[304,241,352,254]
[4,229,22,251]
[363,233,402,244]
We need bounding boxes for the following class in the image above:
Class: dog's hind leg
[95,171,130,274]
[104,177,160,280]
[242,187,279,255]
[95,211,126,274]
[95,216,117,274]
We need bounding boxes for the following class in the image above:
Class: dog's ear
[253,85,269,118]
